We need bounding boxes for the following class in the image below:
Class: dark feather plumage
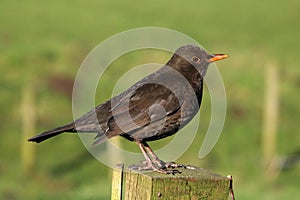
[28,45,228,174]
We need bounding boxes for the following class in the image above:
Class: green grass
[1,0,300,199]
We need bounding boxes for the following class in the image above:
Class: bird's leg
[142,141,165,168]
[127,142,155,171]
[143,142,185,169]
[137,142,154,168]
[135,141,181,174]
[142,141,186,169]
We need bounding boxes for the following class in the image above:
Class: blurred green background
[1,0,300,199]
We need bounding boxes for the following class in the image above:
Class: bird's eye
[191,56,201,63]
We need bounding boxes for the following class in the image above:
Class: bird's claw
[128,161,153,171]
[153,167,181,175]
[164,162,186,169]
[128,160,184,174]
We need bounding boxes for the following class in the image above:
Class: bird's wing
[106,83,181,135]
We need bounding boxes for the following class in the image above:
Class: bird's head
[168,45,228,77]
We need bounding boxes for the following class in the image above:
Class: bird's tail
[28,122,76,143]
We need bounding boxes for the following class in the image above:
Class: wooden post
[21,83,36,176]
[111,165,230,200]
[262,63,279,180]
[111,164,124,200]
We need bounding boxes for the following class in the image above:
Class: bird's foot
[128,161,153,171]
[150,158,185,169]
[164,161,186,169]
[149,161,181,175]
[152,166,181,175]
[151,158,166,169]
[128,160,181,175]
[150,159,185,174]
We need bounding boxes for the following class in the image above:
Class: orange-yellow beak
[209,54,229,62]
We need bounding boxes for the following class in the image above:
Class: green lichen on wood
[114,166,230,200]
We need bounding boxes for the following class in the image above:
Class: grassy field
[1,0,300,199]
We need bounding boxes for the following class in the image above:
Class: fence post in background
[262,62,279,180]
[21,83,36,176]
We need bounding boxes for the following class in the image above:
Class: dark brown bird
[28,45,228,174]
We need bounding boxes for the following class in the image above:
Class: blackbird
[28,45,228,174]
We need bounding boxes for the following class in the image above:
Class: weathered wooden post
[21,83,36,176]
[262,62,279,180]
[111,165,230,200]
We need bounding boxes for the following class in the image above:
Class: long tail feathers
[28,122,76,143]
